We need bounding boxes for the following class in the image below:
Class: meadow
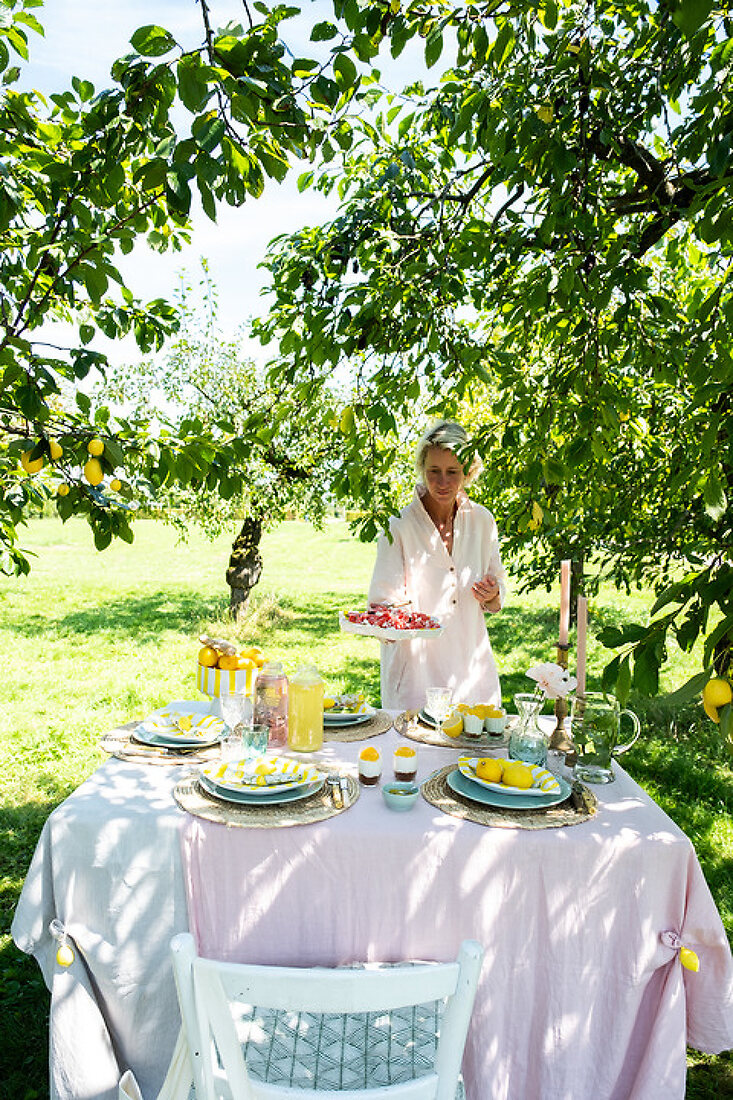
[1,517,731,1097]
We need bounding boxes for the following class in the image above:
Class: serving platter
[458,756,562,797]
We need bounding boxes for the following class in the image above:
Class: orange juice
[288,666,324,751]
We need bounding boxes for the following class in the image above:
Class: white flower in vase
[526,662,577,700]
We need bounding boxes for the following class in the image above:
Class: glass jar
[509,692,548,767]
[288,665,324,752]
[253,661,288,748]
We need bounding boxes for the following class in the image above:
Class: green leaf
[702,469,727,520]
[425,32,443,69]
[663,669,713,705]
[103,438,126,468]
[311,21,338,41]
[333,53,357,88]
[177,56,210,113]
[130,25,177,57]
[616,656,632,706]
[720,702,732,741]
[672,0,714,36]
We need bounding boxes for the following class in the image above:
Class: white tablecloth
[12,725,733,1100]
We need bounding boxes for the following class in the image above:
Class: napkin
[206,757,320,789]
[142,711,224,737]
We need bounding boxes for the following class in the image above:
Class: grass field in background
[1,517,731,1097]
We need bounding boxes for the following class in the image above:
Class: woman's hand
[472,573,502,613]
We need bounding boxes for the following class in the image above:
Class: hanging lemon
[21,450,44,474]
[83,458,104,486]
[87,438,105,456]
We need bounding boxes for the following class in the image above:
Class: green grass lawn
[1,516,731,1097]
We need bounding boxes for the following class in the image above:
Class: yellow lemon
[110,478,122,491]
[703,698,720,724]
[87,437,105,456]
[502,762,534,790]
[57,483,70,497]
[324,697,336,709]
[476,758,503,783]
[536,103,553,123]
[198,645,219,668]
[236,654,257,670]
[442,713,463,738]
[217,652,239,671]
[49,439,63,461]
[702,678,732,710]
[21,450,44,474]
[83,458,103,485]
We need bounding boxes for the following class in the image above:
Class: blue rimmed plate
[199,773,325,806]
[447,768,571,810]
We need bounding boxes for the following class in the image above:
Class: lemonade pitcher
[288,665,324,752]
[570,692,640,783]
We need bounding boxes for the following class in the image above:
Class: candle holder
[548,642,574,752]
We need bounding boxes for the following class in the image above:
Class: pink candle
[559,560,571,645]
[576,596,588,696]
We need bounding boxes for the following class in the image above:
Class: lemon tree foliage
[97,267,340,612]
[0,0,364,574]
[252,0,733,704]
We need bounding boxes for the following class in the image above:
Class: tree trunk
[226,516,263,618]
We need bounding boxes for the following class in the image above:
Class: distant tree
[98,264,342,614]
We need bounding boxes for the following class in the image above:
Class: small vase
[509,692,548,767]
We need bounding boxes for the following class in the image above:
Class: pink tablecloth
[181,729,733,1100]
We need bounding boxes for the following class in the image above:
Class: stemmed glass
[426,686,452,738]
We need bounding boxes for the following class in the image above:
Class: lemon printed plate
[134,702,224,748]
[458,756,562,798]
[199,773,325,806]
[201,756,323,798]
[448,768,571,810]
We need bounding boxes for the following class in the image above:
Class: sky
[21,1,426,366]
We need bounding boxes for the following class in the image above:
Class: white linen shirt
[368,485,507,710]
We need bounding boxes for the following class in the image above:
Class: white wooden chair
[119,933,484,1100]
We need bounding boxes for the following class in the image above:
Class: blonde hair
[415,420,483,486]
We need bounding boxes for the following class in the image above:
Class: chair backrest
[170,933,484,1100]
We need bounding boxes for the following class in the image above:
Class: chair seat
[235,1002,453,1091]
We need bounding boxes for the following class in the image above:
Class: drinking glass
[425,686,452,738]
[219,692,250,760]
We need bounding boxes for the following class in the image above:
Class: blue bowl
[382,781,420,811]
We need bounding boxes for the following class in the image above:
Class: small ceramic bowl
[382,781,420,812]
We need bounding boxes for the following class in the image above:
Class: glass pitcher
[570,692,640,783]
[288,665,324,752]
[508,692,548,767]
[253,661,288,748]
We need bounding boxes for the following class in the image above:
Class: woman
[368,421,507,711]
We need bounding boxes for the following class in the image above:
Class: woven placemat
[421,764,597,830]
[174,773,360,828]
[394,711,510,752]
[324,710,393,742]
[99,722,221,766]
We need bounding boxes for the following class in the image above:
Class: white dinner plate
[458,756,562,797]
[200,757,323,797]
[323,709,375,727]
[199,773,325,806]
[447,768,571,810]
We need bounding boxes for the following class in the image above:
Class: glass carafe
[288,665,324,752]
[509,692,548,767]
[253,661,288,748]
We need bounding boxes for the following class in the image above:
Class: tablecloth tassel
[660,929,700,973]
[49,919,76,967]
